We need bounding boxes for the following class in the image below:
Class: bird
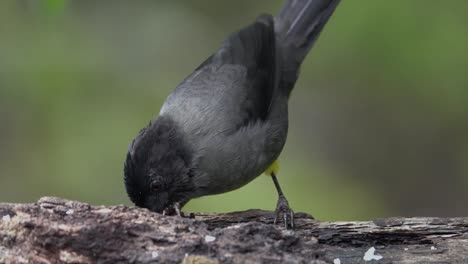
[124,0,341,228]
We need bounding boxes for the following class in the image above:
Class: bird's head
[124,116,196,213]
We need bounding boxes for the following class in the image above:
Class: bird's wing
[159,15,278,137]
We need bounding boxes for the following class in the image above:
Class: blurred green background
[1,0,467,221]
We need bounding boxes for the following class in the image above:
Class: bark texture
[0,197,467,263]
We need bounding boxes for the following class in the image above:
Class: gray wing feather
[160,64,251,137]
[160,15,277,139]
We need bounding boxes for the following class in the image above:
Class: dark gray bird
[124,0,340,228]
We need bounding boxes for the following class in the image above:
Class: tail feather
[275,0,340,61]
[274,0,340,94]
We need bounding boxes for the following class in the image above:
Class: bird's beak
[145,192,169,213]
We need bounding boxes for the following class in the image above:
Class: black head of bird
[124,117,195,213]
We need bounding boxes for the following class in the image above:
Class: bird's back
[159,15,278,141]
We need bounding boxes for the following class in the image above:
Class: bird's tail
[274,0,340,93]
[275,0,341,61]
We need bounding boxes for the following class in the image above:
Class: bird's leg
[271,172,294,229]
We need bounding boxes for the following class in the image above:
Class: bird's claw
[273,195,294,229]
[162,202,182,216]
[161,202,195,218]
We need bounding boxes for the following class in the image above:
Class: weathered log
[0,197,467,263]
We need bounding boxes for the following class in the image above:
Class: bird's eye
[150,180,161,192]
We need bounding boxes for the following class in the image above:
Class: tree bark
[0,197,467,263]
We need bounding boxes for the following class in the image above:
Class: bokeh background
[1,0,467,221]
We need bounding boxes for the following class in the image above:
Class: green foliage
[42,0,67,16]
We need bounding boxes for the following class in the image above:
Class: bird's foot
[161,202,195,218]
[273,195,294,229]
